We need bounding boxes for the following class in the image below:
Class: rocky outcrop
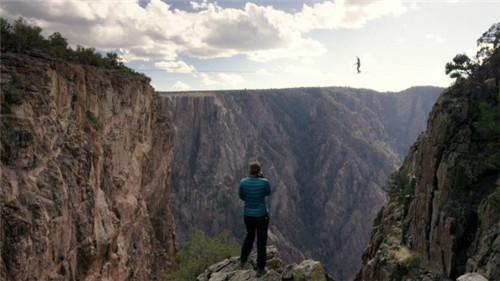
[355,51,500,280]
[197,246,335,281]
[0,53,176,281]
[158,86,441,281]
[457,273,489,281]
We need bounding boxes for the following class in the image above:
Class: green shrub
[86,110,100,131]
[488,188,500,212]
[389,170,415,206]
[1,102,12,114]
[473,99,500,136]
[103,144,111,155]
[479,186,500,217]
[0,17,134,72]
[445,22,499,81]
[404,253,422,269]
[165,229,239,281]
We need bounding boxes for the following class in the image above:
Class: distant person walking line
[355,56,361,74]
[239,161,271,277]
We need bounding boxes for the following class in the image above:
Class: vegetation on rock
[165,229,239,281]
[86,110,100,132]
[0,17,134,72]
[445,22,499,80]
[479,185,500,216]
[356,22,500,281]
[1,46,175,280]
[388,169,415,206]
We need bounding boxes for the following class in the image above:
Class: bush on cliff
[445,22,499,81]
[165,229,239,281]
[388,170,415,206]
[0,17,132,71]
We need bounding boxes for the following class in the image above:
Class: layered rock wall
[1,53,176,281]
[158,87,441,281]
[355,58,499,281]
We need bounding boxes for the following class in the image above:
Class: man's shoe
[256,268,266,277]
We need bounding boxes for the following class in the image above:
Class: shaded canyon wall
[158,86,441,281]
[1,53,176,281]
[356,54,500,281]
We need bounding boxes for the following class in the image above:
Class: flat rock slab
[197,246,335,281]
[457,273,489,281]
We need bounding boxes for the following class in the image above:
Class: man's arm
[265,180,271,196]
[239,181,244,200]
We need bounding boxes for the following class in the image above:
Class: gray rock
[0,52,176,281]
[457,273,489,281]
[197,246,335,281]
[355,42,500,281]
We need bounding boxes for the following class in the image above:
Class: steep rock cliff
[355,53,500,281]
[158,87,441,281]
[0,53,176,281]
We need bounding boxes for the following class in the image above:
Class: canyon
[2,19,499,281]
[0,49,441,281]
[158,86,441,280]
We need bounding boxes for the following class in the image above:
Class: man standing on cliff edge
[239,161,271,277]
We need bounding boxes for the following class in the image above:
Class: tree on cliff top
[445,22,500,80]
[0,17,130,71]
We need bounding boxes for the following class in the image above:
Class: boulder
[457,273,489,281]
[197,246,335,281]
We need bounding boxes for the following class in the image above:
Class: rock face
[158,86,441,281]
[0,53,176,281]
[355,54,500,280]
[197,246,335,281]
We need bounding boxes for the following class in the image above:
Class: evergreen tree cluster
[445,22,500,80]
[1,17,128,70]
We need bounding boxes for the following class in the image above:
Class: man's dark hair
[248,161,262,176]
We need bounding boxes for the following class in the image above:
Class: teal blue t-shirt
[239,176,271,217]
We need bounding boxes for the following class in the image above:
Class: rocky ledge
[197,246,335,281]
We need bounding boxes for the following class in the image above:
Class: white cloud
[0,0,408,63]
[294,0,406,30]
[465,46,480,59]
[247,40,327,62]
[154,60,197,74]
[425,33,447,44]
[408,1,419,10]
[300,58,315,64]
[359,53,376,67]
[217,73,245,86]
[171,81,191,90]
[191,0,209,10]
[200,73,219,86]
[199,73,245,87]
[256,69,272,76]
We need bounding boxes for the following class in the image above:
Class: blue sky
[1,0,499,91]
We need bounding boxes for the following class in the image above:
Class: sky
[1,0,499,92]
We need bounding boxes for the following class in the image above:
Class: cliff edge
[0,52,176,281]
[355,29,500,281]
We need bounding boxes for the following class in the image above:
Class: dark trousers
[240,215,269,270]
